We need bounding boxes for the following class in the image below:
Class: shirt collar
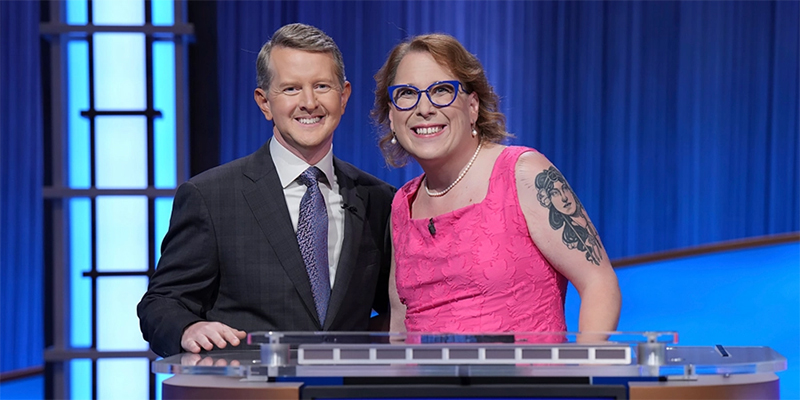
[270,137,335,189]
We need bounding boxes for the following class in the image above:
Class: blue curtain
[216,0,799,259]
[0,1,44,371]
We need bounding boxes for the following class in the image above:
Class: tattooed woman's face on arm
[549,181,577,216]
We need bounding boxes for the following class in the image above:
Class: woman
[371,33,621,336]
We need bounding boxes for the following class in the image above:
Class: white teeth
[298,117,321,125]
[414,126,443,135]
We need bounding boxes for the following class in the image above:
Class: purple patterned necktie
[296,167,330,326]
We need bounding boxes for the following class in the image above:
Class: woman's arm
[515,151,621,333]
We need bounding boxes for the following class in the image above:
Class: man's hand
[181,321,247,353]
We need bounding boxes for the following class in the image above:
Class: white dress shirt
[269,138,345,288]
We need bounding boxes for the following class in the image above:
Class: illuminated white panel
[95,116,147,188]
[66,0,88,25]
[153,41,176,189]
[97,277,149,351]
[97,358,149,400]
[67,40,90,189]
[151,0,174,26]
[93,33,146,110]
[93,0,144,25]
[70,359,92,400]
[154,197,173,264]
[96,196,148,272]
[69,199,92,347]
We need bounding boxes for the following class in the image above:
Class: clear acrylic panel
[152,331,786,379]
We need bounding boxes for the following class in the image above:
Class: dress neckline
[407,145,515,222]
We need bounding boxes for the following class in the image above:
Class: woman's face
[549,181,578,216]
[387,51,479,165]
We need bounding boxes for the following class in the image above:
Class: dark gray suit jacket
[137,141,395,357]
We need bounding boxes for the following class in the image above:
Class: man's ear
[254,88,273,120]
[340,81,352,112]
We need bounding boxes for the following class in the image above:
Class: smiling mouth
[413,126,444,135]
[297,116,322,125]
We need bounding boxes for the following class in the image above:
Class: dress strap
[486,146,538,197]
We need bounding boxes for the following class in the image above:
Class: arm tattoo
[534,166,603,266]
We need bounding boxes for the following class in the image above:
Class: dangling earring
[390,132,397,145]
[471,127,478,137]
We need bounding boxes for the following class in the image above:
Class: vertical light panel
[65,0,88,25]
[65,5,92,396]
[92,0,144,25]
[94,116,148,189]
[68,199,91,348]
[97,277,149,350]
[93,33,146,111]
[154,197,174,264]
[95,196,148,272]
[97,358,149,399]
[67,38,92,351]
[69,359,91,400]
[151,0,175,26]
[153,42,177,189]
[67,41,90,189]
[63,0,184,398]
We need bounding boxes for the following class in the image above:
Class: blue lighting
[64,0,181,397]
[155,197,174,264]
[67,41,89,189]
[65,0,87,25]
[70,359,91,400]
[68,199,91,348]
[151,0,175,26]
[155,373,172,400]
[565,242,800,397]
[153,41,177,189]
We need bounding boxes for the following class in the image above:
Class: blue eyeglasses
[388,80,466,111]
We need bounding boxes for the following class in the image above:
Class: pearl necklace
[424,141,483,197]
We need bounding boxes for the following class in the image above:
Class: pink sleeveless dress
[392,146,567,333]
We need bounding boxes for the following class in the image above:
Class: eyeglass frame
[387,80,468,111]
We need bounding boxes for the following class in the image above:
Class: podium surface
[154,331,785,399]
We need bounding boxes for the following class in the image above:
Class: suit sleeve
[137,181,220,357]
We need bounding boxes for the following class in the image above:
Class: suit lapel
[324,157,367,329]
[241,141,319,326]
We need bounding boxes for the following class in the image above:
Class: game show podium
[152,331,786,400]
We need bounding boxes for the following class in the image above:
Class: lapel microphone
[341,203,358,213]
[428,218,436,236]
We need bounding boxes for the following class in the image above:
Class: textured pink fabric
[392,146,567,333]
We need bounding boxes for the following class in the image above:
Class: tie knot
[298,166,324,187]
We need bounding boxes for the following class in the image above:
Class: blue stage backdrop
[0,0,43,373]
[1,0,798,382]
[216,0,798,259]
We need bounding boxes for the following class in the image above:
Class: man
[137,23,394,358]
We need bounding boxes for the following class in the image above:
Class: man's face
[550,181,577,216]
[254,46,351,164]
